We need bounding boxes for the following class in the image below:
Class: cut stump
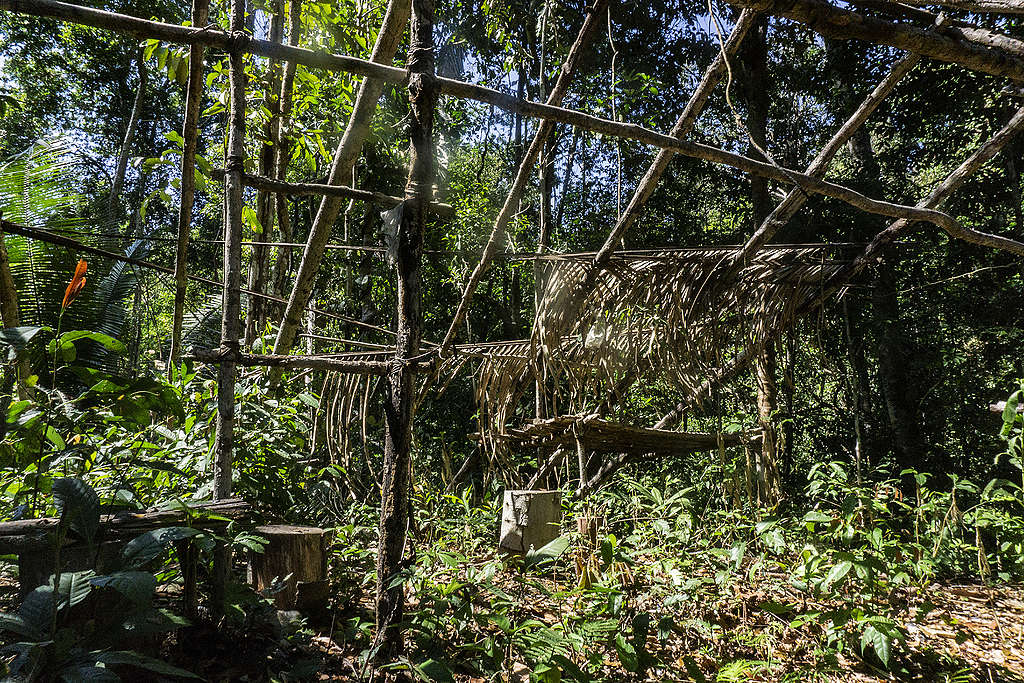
[499,490,562,555]
[248,525,331,610]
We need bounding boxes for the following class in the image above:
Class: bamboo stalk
[169,0,211,376]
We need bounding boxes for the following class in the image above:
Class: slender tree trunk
[211,0,248,614]
[271,0,303,301]
[168,0,211,376]
[374,0,435,664]
[742,15,781,504]
[109,48,148,214]
[246,0,285,346]
[873,261,928,470]
[271,0,411,377]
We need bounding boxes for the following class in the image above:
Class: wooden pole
[727,51,922,270]
[187,348,389,373]
[271,0,303,300]
[210,0,248,614]
[374,0,435,664]
[168,0,210,377]
[207,168,454,215]
[10,0,1024,83]
[0,218,390,335]
[245,0,285,345]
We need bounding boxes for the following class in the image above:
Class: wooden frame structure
[5,0,1024,661]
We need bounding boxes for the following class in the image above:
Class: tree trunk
[245,0,285,347]
[168,0,210,376]
[271,0,412,378]
[271,0,303,301]
[741,15,781,504]
[109,48,148,214]
[373,0,435,664]
[211,0,248,615]
[249,525,331,610]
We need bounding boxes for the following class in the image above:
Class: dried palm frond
[466,246,841,446]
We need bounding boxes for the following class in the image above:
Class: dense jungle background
[3,0,1024,680]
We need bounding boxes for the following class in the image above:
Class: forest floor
[4,550,1024,681]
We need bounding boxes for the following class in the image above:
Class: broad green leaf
[122,527,201,569]
[53,478,100,542]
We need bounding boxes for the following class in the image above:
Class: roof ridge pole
[269,0,412,382]
[169,0,211,378]
[373,0,436,667]
[435,0,610,358]
[654,104,1024,430]
[210,0,248,617]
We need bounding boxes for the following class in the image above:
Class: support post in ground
[373,0,436,665]
[210,0,248,616]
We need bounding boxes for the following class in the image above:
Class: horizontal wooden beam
[8,0,1024,88]
[724,0,1024,80]
[209,169,455,217]
[186,347,389,373]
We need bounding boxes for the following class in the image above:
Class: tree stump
[499,490,561,555]
[576,515,606,547]
[248,525,331,610]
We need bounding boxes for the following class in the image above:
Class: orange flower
[62,259,87,309]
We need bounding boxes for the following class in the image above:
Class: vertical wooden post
[211,0,248,612]
[168,0,211,375]
[373,0,435,664]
